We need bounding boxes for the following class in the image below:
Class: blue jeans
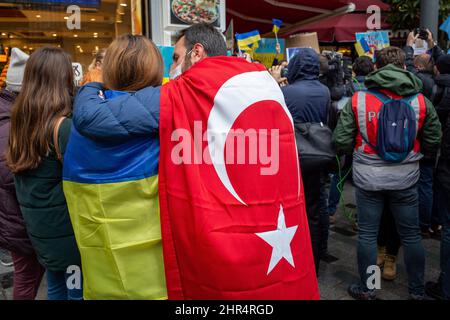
[327,174,340,216]
[418,164,438,229]
[355,186,425,296]
[47,267,83,300]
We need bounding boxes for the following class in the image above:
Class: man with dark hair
[72,25,319,299]
[375,46,406,69]
[170,23,227,79]
[351,56,374,92]
[333,46,442,300]
[353,56,375,77]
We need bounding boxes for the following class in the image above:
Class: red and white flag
[159,57,319,300]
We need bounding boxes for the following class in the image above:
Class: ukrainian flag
[272,19,283,34]
[236,30,261,51]
[63,91,167,300]
[355,38,371,57]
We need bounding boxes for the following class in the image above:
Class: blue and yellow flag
[272,19,283,34]
[63,91,167,300]
[440,16,450,39]
[236,30,261,51]
[355,38,371,57]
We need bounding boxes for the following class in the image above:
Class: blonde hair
[102,34,163,91]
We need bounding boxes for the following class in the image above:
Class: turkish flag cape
[159,56,319,300]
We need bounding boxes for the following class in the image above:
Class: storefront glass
[0,0,140,85]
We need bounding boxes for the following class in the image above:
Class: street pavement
[0,182,442,300]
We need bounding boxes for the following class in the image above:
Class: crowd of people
[0,23,449,300]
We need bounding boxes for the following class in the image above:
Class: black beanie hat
[436,54,450,74]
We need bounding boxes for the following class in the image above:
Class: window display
[0,0,138,78]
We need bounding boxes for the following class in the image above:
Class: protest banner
[158,46,175,84]
[286,32,320,54]
[254,38,286,68]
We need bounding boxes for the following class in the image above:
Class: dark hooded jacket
[281,48,331,124]
[0,88,35,255]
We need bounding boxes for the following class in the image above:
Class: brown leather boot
[382,254,397,281]
[377,246,386,267]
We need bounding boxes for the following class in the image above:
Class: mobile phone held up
[415,28,429,41]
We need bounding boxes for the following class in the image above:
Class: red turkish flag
[159,57,319,300]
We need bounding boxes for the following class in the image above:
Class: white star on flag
[256,205,298,275]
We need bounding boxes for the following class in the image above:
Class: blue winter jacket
[282,48,331,124]
[73,82,160,140]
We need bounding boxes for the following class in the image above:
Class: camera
[415,28,429,41]
[323,51,343,72]
[281,67,289,78]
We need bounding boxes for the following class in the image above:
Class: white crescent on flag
[206,70,300,205]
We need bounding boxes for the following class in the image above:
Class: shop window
[0,0,143,85]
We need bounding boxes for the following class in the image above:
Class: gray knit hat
[6,48,29,93]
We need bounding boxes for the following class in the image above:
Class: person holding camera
[404,29,439,101]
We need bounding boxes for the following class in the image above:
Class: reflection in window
[0,0,138,82]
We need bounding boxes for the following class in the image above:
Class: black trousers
[302,169,325,273]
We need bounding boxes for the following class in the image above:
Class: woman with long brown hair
[6,46,82,300]
[63,34,165,299]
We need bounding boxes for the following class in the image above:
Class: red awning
[287,13,390,42]
[227,0,390,37]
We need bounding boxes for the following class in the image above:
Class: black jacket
[281,48,331,124]
[434,74,450,161]
[0,89,36,256]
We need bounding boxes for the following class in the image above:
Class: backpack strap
[53,117,66,162]
[369,89,420,107]
[367,89,392,103]
[401,93,421,107]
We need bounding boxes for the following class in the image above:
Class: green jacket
[332,64,442,191]
[14,118,81,272]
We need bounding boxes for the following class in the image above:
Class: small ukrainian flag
[355,38,370,56]
[272,19,283,34]
[236,30,261,50]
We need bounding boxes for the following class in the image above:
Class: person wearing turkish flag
[72,23,319,300]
